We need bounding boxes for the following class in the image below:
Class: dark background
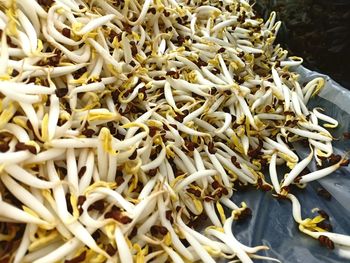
[255,0,350,89]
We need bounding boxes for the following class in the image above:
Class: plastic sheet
[231,66,350,262]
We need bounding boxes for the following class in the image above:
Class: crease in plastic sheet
[230,66,350,263]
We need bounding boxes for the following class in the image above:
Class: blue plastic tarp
[232,66,350,262]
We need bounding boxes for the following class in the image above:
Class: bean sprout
[0,0,349,262]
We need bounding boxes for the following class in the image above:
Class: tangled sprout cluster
[0,0,349,262]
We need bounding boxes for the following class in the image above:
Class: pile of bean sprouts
[0,0,349,262]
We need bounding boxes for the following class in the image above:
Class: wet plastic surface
[231,66,350,262]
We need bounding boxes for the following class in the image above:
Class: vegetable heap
[0,0,349,262]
